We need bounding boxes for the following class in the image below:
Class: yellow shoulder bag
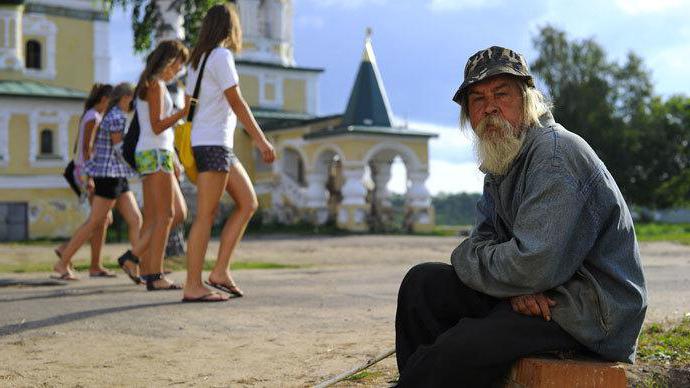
[174,52,210,184]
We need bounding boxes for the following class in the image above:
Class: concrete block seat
[506,356,627,388]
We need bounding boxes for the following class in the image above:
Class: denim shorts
[192,145,239,172]
[135,148,175,175]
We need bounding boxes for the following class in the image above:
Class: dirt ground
[0,236,688,387]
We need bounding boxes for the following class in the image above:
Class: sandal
[117,250,142,285]
[205,280,244,297]
[182,292,229,303]
[89,269,117,278]
[142,273,182,291]
[50,272,79,281]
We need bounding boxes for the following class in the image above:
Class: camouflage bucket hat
[452,46,534,105]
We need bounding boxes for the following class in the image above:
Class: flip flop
[89,270,117,278]
[181,292,230,303]
[50,272,79,281]
[147,282,183,291]
[205,280,244,297]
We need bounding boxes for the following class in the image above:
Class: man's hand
[509,293,556,321]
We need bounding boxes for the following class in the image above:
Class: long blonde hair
[189,3,242,70]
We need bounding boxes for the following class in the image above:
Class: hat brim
[452,68,534,105]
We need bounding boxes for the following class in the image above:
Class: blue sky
[109,0,690,194]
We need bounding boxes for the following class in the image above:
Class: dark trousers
[395,263,584,387]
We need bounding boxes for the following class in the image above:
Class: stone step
[506,357,627,388]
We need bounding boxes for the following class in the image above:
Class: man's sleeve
[451,163,595,297]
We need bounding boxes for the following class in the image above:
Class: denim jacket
[450,112,647,363]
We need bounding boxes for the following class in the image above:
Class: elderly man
[395,46,647,387]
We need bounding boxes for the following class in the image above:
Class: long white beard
[473,115,525,175]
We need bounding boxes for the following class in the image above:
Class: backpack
[121,109,140,170]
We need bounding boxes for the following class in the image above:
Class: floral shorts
[135,148,175,175]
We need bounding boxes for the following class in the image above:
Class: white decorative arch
[362,141,424,172]
[310,143,345,172]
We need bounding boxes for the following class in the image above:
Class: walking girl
[53,83,142,281]
[117,40,190,290]
[55,83,116,278]
[182,4,276,302]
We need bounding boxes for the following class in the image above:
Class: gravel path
[0,237,688,386]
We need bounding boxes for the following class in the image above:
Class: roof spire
[342,28,394,128]
[362,27,376,63]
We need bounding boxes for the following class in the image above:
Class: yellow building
[0,0,435,240]
[0,0,110,240]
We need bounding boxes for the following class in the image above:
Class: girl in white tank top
[116,40,190,291]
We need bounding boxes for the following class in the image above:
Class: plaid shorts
[135,149,175,175]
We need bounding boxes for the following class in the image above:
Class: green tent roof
[0,80,87,100]
[341,37,394,127]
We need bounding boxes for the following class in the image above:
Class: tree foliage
[104,0,226,53]
[432,193,482,226]
[531,26,690,208]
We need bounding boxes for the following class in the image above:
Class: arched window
[40,129,53,155]
[25,40,42,69]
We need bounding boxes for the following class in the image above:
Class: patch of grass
[0,260,302,274]
[345,370,383,382]
[637,317,690,366]
[636,223,690,245]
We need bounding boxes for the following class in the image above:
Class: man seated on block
[394,46,647,387]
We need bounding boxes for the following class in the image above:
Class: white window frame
[22,14,57,80]
[29,111,69,167]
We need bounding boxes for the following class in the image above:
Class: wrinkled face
[161,59,184,82]
[466,75,527,175]
[467,75,524,137]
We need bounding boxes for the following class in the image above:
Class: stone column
[405,170,434,232]
[337,164,368,231]
[305,171,329,224]
[370,160,393,208]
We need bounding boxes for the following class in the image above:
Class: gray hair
[459,78,552,130]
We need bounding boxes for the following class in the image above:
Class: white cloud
[649,43,690,95]
[429,0,503,11]
[614,0,688,15]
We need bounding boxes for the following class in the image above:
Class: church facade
[0,0,435,241]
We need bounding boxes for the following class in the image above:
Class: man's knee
[401,262,455,292]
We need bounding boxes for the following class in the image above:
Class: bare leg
[115,191,143,277]
[115,191,142,247]
[183,171,229,300]
[54,196,116,276]
[208,163,258,295]
[89,209,112,274]
[140,171,176,289]
[134,184,155,275]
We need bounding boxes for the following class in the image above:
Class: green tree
[104,0,226,53]
[531,25,689,207]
